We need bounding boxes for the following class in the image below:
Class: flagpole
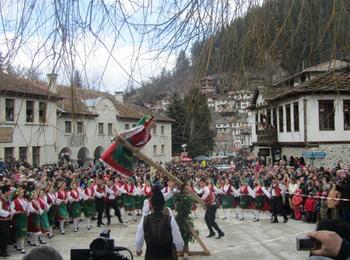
[114,133,205,206]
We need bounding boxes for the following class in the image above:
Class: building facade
[0,72,59,167]
[251,61,350,167]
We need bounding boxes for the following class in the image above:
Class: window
[125,124,130,130]
[153,145,157,155]
[286,104,291,132]
[26,100,34,122]
[32,146,40,168]
[132,124,136,128]
[99,123,104,134]
[108,123,113,135]
[273,108,277,127]
[161,145,165,154]
[161,126,165,135]
[77,122,83,133]
[344,100,350,130]
[19,147,27,162]
[278,106,284,132]
[153,126,157,135]
[319,100,335,130]
[65,121,72,133]
[293,102,300,131]
[267,109,271,125]
[4,147,14,162]
[5,99,14,121]
[39,102,47,123]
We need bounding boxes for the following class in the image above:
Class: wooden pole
[114,134,205,206]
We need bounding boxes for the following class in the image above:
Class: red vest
[203,187,215,205]
[14,198,26,212]
[85,187,94,198]
[70,190,79,200]
[274,185,281,197]
[256,186,263,196]
[57,191,67,200]
[240,185,248,195]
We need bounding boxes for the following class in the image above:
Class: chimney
[47,73,58,94]
[114,91,124,103]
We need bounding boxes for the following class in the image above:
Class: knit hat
[151,185,165,212]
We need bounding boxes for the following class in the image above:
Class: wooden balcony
[256,127,278,145]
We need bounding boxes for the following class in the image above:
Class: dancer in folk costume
[105,179,123,225]
[94,177,107,227]
[135,180,145,216]
[239,178,253,220]
[270,176,288,223]
[56,182,68,234]
[0,185,15,257]
[13,187,29,254]
[291,189,303,220]
[220,178,237,220]
[27,190,42,246]
[82,180,95,230]
[123,178,137,223]
[101,115,156,177]
[197,178,224,239]
[208,178,224,218]
[143,179,153,199]
[253,179,271,222]
[162,180,177,211]
[38,189,50,244]
[114,177,125,217]
[68,182,81,232]
[46,185,56,238]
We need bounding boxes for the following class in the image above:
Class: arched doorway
[94,146,104,160]
[77,147,90,167]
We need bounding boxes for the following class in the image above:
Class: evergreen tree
[166,93,188,154]
[174,50,190,76]
[184,88,214,157]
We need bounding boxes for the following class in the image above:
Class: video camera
[71,230,132,260]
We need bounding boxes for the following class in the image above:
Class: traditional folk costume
[27,198,42,246]
[13,197,28,254]
[46,192,56,238]
[220,183,236,219]
[123,182,137,223]
[114,181,125,212]
[239,184,252,220]
[198,185,224,239]
[68,189,81,232]
[94,184,106,227]
[134,184,145,215]
[38,195,50,243]
[291,189,303,220]
[252,184,271,221]
[162,186,176,210]
[56,190,68,234]
[81,186,95,230]
[105,184,123,225]
[270,181,288,223]
[0,190,14,257]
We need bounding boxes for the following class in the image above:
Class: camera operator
[135,186,184,259]
[339,172,350,223]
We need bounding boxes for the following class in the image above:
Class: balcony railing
[256,127,277,145]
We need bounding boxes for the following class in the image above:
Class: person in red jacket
[304,192,316,223]
[292,189,303,220]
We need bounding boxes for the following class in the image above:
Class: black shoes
[284,218,288,223]
[271,219,278,223]
[206,232,215,238]
[216,232,224,239]
[118,218,124,224]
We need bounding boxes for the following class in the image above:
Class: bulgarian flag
[100,115,154,177]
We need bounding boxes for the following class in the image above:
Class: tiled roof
[0,72,60,100]
[263,66,350,102]
[56,86,174,122]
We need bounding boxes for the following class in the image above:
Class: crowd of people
[1,155,350,258]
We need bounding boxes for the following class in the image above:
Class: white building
[228,90,254,112]
[0,72,59,167]
[56,85,173,166]
[250,61,350,167]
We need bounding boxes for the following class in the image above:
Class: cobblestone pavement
[4,209,312,260]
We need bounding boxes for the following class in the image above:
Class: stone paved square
[4,209,312,260]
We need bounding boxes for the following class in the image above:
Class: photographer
[135,186,184,259]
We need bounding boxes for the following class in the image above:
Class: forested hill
[126,0,350,105]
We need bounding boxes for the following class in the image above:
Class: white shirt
[288,183,299,194]
[105,186,116,200]
[94,186,106,198]
[135,215,184,252]
[0,197,13,218]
